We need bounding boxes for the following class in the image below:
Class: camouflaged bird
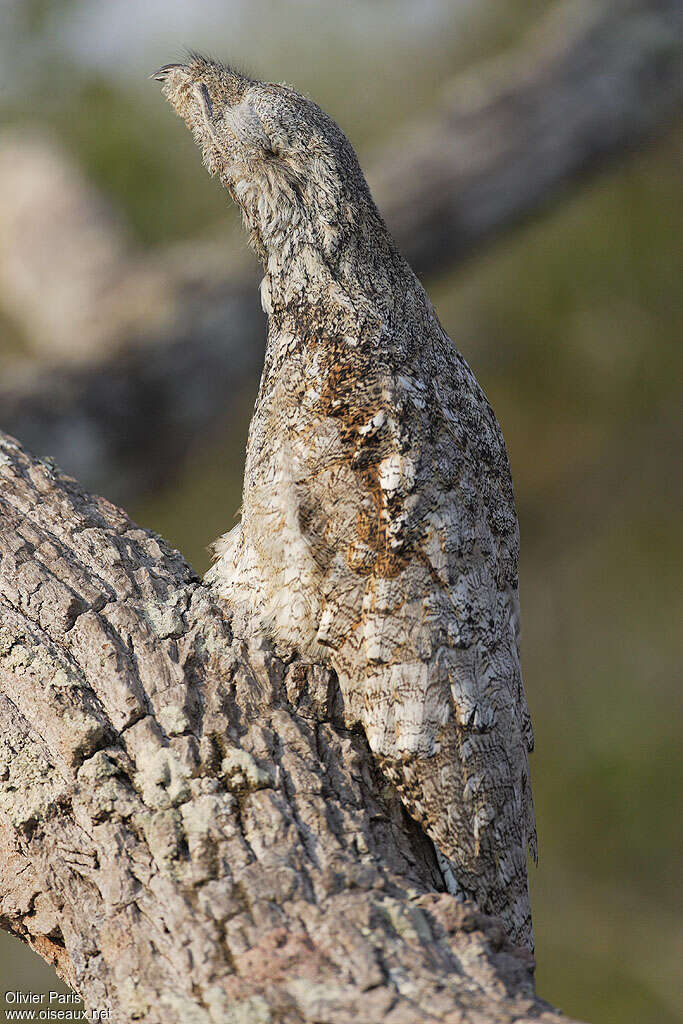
[154,54,537,948]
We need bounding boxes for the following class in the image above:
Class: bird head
[152,55,389,276]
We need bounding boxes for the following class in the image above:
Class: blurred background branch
[1,0,681,500]
[375,0,683,274]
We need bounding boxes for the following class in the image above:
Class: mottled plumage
[155,55,537,948]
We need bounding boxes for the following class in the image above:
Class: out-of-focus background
[0,1,681,1022]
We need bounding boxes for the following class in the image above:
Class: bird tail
[373,718,535,951]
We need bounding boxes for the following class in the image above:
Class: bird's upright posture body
[156,55,536,948]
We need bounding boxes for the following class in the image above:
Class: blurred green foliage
[0,6,681,1020]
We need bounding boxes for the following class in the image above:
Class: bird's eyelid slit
[198,82,214,118]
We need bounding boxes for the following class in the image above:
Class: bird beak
[149,63,186,82]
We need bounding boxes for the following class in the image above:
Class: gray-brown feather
[158,54,536,949]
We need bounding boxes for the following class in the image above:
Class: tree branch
[2,0,680,498]
[0,129,263,498]
[0,430,579,1022]
[373,0,683,275]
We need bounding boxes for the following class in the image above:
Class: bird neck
[232,167,415,327]
[259,242,355,324]
[257,225,417,338]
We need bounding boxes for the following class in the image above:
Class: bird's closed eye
[197,82,213,118]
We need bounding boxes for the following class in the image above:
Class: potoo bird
[154,55,537,949]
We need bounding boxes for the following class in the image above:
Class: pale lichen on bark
[0,432,584,1021]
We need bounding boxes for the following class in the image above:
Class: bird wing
[289,321,537,945]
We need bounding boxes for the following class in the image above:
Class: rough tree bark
[1,0,680,499]
[0,431,582,1023]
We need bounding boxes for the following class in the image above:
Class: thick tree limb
[1,0,681,498]
[0,431,580,1023]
